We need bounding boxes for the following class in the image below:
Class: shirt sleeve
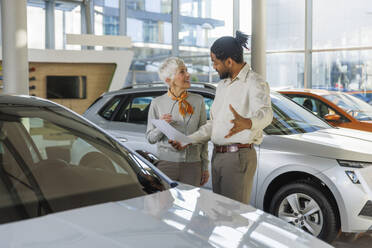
[249,80,273,131]
[198,99,209,171]
[188,101,213,144]
[145,101,164,144]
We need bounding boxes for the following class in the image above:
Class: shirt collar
[225,63,251,85]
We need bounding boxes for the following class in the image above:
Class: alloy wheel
[278,193,323,236]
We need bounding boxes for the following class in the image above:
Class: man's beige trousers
[212,147,257,204]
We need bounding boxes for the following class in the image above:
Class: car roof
[102,82,216,97]
[279,88,343,96]
[0,95,57,107]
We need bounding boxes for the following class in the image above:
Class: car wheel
[269,180,339,243]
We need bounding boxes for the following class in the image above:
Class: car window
[0,106,168,225]
[264,93,332,135]
[114,94,163,124]
[323,93,372,121]
[290,96,339,119]
[204,97,213,120]
[99,96,122,120]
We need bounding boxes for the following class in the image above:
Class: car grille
[359,200,372,217]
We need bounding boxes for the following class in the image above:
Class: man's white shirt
[189,63,273,145]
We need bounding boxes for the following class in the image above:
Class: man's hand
[225,104,252,138]
[168,140,189,150]
[160,114,172,123]
[200,170,210,186]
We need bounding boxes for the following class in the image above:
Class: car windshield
[264,92,332,135]
[0,104,168,224]
[323,93,372,121]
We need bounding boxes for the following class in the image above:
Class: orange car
[279,89,372,132]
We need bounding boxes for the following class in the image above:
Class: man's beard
[218,71,230,79]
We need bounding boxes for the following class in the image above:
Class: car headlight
[337,159,372,168]
[345,171,360,184]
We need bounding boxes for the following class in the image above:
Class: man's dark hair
[210,31,249,63]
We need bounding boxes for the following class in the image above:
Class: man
[170,31,273,204]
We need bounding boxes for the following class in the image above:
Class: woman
[146,57,209,186]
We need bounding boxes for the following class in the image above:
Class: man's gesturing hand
[225,104,252,138]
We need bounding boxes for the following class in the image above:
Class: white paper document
[151,119,193,146]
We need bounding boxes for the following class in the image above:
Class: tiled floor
[332,233,372,248]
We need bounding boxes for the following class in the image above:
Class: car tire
[269,180,339,243]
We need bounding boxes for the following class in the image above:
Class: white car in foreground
[83,84,372,242]
[0,95,330,248]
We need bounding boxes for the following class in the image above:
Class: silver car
[84,83,372,242]
[0,95,329,248]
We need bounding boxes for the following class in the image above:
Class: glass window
[27,4,46,49]
[289,96,335,118]
[267,53,305,89]
[100,97,123,120]
[267,0,305,51]
[127,0,172,44]
[264,92,332,135]
[115,95,159,124]
[347,92,372,105]
[323,93,372,121]
[0,105,167,224]
[179,0,231,49]
[313,0,372,49]
[178,0,231,83]
[291,96,315,112]
[240,0,252,36]
[204,97,213,120]
[94,0,120,37]
[55,9,64,49]
[126,0,172,68]
[182,56,219,83]
[312,50,372,91]
[55,1,82,50]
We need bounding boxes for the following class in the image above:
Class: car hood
[0,185,329,248]
[263,127,372,161]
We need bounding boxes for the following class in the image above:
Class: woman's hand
[168,140,188,150]
[200,170,210,186]
[160,114,173,123]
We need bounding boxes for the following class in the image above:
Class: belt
[214,143,253,153]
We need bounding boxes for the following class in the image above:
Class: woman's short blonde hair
[158,57,185,84]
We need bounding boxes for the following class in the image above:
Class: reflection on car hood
[263,127,372,161]
[0,184,329,248]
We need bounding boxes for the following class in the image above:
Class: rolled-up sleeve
[146,101,164,144]
[249,80,273,131]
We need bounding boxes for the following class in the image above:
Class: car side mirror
[324,114,341,122]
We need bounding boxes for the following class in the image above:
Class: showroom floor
[333,232,372,247]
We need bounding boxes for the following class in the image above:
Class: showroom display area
[0,49,133,113]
